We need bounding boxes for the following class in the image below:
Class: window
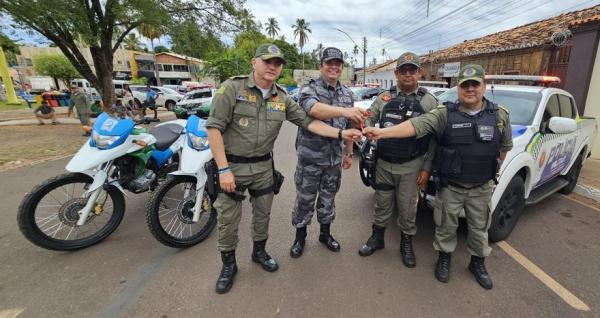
[162,64,173,72]
[558,95,575,119]
[542,94,560,132]
[173,64,189,72]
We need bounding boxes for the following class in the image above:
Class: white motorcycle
[18,113,186,250]
[146,114,218,248]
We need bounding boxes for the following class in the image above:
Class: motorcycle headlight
[91,131,120,149]
[188,133,209,151]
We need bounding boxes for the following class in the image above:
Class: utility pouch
[273,169,285,195]
[437,147,462,176]
[205,160,220,197]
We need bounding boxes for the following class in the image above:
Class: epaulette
[229,75,249,80]
[498,105,509,114]
[436,105,447,109]
[275,83,289,94]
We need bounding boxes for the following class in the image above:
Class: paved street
[1,122,599,318]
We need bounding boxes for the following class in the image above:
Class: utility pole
[427,0,430,17]
[0,46,20,105]
[363,36,367,85]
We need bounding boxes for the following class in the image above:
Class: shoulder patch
[498,105,509,114]
[216,86,226,95]
[381,94,391,102]
[436,105,446,109]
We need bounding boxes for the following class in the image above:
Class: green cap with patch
[254,44,286,63]
[458,64,485,85]
[396,52,420,68]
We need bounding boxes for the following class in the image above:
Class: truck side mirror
[547,117,577,134]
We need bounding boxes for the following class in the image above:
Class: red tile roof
[569,14,600,27]
[422,5,600,62]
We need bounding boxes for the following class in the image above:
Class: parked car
[70,79,101,101]
[173,87,216,119]
[427,75,598,241]
[129,85,183,110]
[350,86,385,101]
[162,84,187,95]
[113,80,129,97]
[423,87,449,96]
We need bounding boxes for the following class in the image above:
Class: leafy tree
[272,39,300,70]
[203,48,251,83]
[0,32,19,66]
[154,45,169,53]
[1,0,244,110]
[129,77,147,85]
[124,33,143,51]
[169,19,225,59]
[292,18,311,80]
[265,17,280,38]
[32,53,80,88]
[277,68,296,87]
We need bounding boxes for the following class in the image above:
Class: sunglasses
[459,81,482,88]
[263,59,284,67]
[396,67,419,75]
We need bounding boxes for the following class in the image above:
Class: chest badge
[406,110,413,117]
[239,117,249,127]
[382,95,391,102]
[248,95,257,103]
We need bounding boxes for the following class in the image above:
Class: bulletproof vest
[437,100,501,185]
[376,87,430,164]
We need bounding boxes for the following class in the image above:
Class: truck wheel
[489,175,525,242]
[559,154,583,194]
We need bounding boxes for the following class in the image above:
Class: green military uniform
[206,72,312,252]
[409,99,512,257]
[69,91,91,125]
[366,87,438,235]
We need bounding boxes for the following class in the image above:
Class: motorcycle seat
[149,123,184,151]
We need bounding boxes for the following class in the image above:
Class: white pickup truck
[430,75,598,241]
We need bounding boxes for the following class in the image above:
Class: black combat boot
[400,233,416,268]
[358,225,386,256]
[251,239,279,272]
[318,223,340,252]
[215,250,238,294]
[290,227,307,258]
[468,255,493,289]
[435,252,451,283]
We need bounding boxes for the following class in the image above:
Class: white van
[113,80,129,97]
[70,79,101,101]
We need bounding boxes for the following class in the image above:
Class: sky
[246,0,600,66]
[3,0,600,68]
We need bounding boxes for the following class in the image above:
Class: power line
[372,0,479,50]
[410,0,597,54]
[379,0,429,34]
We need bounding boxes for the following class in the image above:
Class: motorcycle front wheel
[17,173,125,250]
[146,175,217,248]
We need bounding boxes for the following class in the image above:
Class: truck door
[534,94,577,187]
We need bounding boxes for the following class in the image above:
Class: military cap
[321,47,344,63]
[254,44,286,63]
[396,52,420,68]
[458,64,485,85]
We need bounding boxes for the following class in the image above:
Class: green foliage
[124,33,143,51]
[265,17,280,38]
[129,77,147,85]
[203,49,251,83]
[32,53,80,86]
[292,18,311,49]
[277,69,296,87]
[154,45,169,53]
[169,19,225,59]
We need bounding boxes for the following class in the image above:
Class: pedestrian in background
[68,85,92,136]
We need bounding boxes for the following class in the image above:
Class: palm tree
[265,17,280,38]
[381,48,387,61]
[138,24,164,86]
[292,18,312,82]
[353,45,359,57]
[124,33,142,51]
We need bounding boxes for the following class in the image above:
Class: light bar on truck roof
[484,75,561,84]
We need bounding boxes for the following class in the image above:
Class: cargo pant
[292,162,342,228]
[373,164,420,235]
[433,181,494,257]
[214,162,274,252]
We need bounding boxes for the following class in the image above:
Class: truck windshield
[437,89,541,125]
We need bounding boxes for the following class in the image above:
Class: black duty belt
[226,153,271,163]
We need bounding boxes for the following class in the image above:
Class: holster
[205,160,220,197]
[272,169,284,195]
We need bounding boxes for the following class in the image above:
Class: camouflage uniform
[292,76,354,228]
[69,91,91,125]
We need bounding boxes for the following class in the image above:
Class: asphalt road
[1,122,599,318]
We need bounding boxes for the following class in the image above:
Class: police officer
[358,52,438,268]
[206,44,362,294]
[290,47,367,258]
[363,64,512,289]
